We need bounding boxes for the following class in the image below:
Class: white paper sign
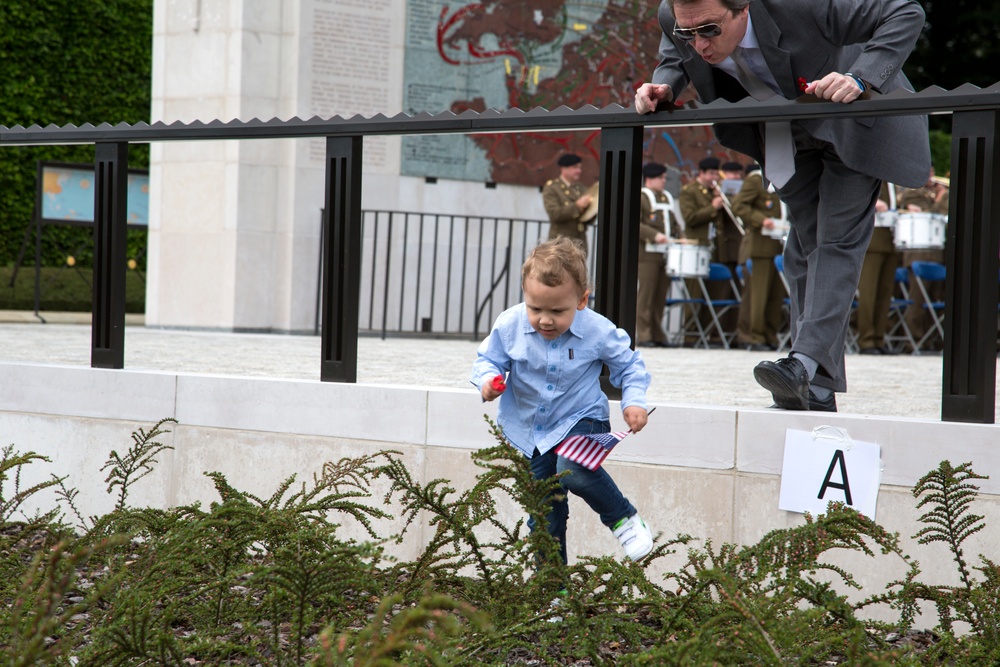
[778,427,882,520]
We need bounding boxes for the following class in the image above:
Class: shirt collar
[740,13,758,50]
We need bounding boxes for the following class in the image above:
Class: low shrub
[0,419,996,665]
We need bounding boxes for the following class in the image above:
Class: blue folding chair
[664,275,708,348]
[909,260,947,353]
[885,266,917,353]
[696,263,742,349]
[773,255,792,351]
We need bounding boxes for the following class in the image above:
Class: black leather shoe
[754,357,809,410]
[745,343,772,352]
[653,340,673,348]
[859,347,882,355]
[807,389,837,412]
[638,340,657,348]
[769,389,838,412]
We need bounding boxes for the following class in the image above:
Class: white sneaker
[613,514,653,560]
[546,595,564,623]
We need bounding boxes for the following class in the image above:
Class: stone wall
[2,361,997,624]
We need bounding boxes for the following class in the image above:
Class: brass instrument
[712,180,746,236]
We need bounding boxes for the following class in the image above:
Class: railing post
[941,110,1000,423]
[320,136,363,382]
[92,142,129,369]
[594,126,643,338]
[595,126,643,399]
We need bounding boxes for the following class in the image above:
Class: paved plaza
[2,312,995,421]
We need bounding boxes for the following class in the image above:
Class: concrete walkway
[2,312,994,421]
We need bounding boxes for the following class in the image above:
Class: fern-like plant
[907,460,998,659]
[101,417,177,511]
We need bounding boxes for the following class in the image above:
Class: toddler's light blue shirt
[471,303,650,457]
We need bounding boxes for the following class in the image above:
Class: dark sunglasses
[673,22,724,41]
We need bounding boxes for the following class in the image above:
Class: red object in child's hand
[491,375,506,393]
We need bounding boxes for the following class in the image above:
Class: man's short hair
[698,157,721,171]
[557,153,582,167]
[642,163,667,179]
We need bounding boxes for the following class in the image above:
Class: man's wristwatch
[844,72,867,93]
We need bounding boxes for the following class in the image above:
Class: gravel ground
[1,320,992,421]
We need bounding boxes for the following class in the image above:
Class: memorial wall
[149,0,730,332]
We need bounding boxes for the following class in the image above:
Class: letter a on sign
[778,427,881,520]
[818,449,853,505]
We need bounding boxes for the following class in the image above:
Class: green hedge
[0,266,146,313]
[0,0,153,268]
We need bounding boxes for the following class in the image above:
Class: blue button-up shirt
[471,303,650,457]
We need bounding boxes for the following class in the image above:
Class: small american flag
[554,408,654,471]
[555,429,633,471]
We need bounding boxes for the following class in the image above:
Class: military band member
[637,163,677,347]
[855,181,900,354]
[679,157,730,345]
[732,163,784,351]
[897,168,949,350]
[543,153,595,254]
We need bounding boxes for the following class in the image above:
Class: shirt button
[551,342,557,348]
[539,407,546,413]
[547,384,554,390]
[536,425,542,431]
[549,365,556,372]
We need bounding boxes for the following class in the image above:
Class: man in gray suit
[635,0,930,412]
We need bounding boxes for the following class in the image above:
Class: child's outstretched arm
[623,405,649,433]
[471,321,512,402]
[480,374,506,402]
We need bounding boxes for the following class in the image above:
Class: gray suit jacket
[651,0,931,188]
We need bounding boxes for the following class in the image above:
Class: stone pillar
[149,0,406,332]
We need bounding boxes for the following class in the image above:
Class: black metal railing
[347,209,598,340]
[3,84,999,422]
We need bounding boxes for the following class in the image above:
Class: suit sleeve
[649,1,690,93]
[809,0,925,92]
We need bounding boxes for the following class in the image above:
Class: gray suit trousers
[777,129,881,392]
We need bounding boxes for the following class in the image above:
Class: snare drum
[894,212,946,250]
[665,243,711,277]
[874,211,898,228]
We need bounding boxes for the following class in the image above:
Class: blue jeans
[527,418,636,564]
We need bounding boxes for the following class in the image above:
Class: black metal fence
[3,85,1000,422]
[351,210,599,340]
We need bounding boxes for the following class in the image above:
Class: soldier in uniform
[732,164,784,351]
[543,153,595,254]
[636,163,678,347]
[855,182,900,354]
[897,168,949,350]
[713,161,744,274]
[714,161,746,338]
[679,157,728,344]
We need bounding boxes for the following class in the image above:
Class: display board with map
[39,162,149,226]
[401,0,737,187]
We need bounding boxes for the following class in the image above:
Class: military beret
[745,163,762,175]
[698,157,721,171]
[642,163,667,178]
[557,153,582,167]
[721,161,743,173]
